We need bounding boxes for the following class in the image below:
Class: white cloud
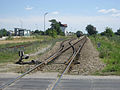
[25,6,33,10]
[98,9,106,13]
[52,11,59,15]
[111,13,120,17]
[98,8,120,14]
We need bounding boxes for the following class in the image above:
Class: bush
[76,31,83,38]
[50,29,57,38]
[86,24,98,35]
[115,29,120,35]
[101,27,114,37]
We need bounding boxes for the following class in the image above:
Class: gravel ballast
[70,37,105,75]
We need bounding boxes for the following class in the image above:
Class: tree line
[76,24,120,38]
[32,19,64,38]
[1,22,120,38]
[0,19,65,38]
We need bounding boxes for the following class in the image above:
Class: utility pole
[44,12,48,31]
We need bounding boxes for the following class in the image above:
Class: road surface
[0,73,120,90]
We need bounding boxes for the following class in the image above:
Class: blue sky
[0,0,120,33]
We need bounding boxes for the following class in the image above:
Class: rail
[50,36,87,90]
[0,36,85,90]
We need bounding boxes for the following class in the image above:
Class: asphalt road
[0,77,120,90]
[0,78,54,90]
[55,79,120,90]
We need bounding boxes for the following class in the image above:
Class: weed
[90,35,120,75]
[0,36,68,63]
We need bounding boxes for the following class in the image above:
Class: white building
[60,24,68,36]
[14,28,31,36]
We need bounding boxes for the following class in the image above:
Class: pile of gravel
[70,37,105,75]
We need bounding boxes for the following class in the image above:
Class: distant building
[67,32,75,36]
[8,30,14,36]
[60,24,68,36]
[14,28,30,36]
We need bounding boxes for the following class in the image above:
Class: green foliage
[101,27,114,37]
[115,28,120,35]
[51,29,57,38]
[6,36,13,40]
[49,19,61,35]
[0,36,67,63]
[0,29,8,37]
[86,24,98,35]
[76,31,83,38]
[45,19,64,37]
[45,28,52,35]
[46,29,57,38]
[33,30,44,35]
[90,35,120,75]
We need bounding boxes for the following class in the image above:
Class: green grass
[0,35,69,63]
[90,35,120,75]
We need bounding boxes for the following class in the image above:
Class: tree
[34,30,40,34]
[101,27,114,37]
[49,19,64,36]
[50,29,57,38]
[76,31,83,38]
[105,27,114,37]
[0,29,8,37]
[33,30,44,35]
[86,25,98,35]
[115,28,120,35]
[45,19,65,37]
[45,28,57,38]
[45,28,52,35]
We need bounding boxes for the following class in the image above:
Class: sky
[0,0,120,33]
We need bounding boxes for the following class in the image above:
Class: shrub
[86,24,98,35]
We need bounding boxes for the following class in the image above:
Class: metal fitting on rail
[69,41,75,53]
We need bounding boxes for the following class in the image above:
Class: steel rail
[0,41,66,90]
[0,36,85,90]
[50,36,87,90]
[44,38,73,61]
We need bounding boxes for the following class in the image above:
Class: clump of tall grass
[90,35,120,75]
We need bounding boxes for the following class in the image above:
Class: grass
[0,35,48,45]
[89,35,120,75]
[0,35,68,63]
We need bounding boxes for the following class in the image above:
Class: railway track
[44,38,75,61]
[0,36,87,90]
[49,36,87,90]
